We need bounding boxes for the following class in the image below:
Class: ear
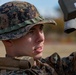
[2,40,13,47]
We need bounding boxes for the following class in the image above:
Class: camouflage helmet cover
[0,1,56,40]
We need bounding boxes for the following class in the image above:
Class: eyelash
[40,25,43,31]
[29,30,34,34]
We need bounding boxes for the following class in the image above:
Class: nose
[36,31,45,43]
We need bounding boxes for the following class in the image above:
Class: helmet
[0,1,56,40]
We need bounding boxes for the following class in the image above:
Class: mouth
[34,46,43,54]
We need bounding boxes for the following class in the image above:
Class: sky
[0,0,59,18]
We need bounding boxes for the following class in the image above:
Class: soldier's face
[14,24,45,59]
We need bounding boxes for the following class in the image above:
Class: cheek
[20,41,34,55]
[23,38,34,49]
[20,36,35,51]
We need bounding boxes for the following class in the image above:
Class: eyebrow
[30,27,35,30]
[30,24,43,30]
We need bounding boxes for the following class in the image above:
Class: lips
[34,46,43,53]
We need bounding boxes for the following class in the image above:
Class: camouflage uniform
[0,1,76,75]
[0,52,76,75]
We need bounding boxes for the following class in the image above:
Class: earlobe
[2,40,13,47]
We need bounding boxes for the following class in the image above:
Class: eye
[40,25,44,31]
[28,30,34,33]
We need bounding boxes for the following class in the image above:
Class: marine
[0,1,76,75]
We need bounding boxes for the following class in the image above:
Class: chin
[34,53,42,60]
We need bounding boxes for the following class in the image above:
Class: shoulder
[0,69,38,75]
[0,69,28,75]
